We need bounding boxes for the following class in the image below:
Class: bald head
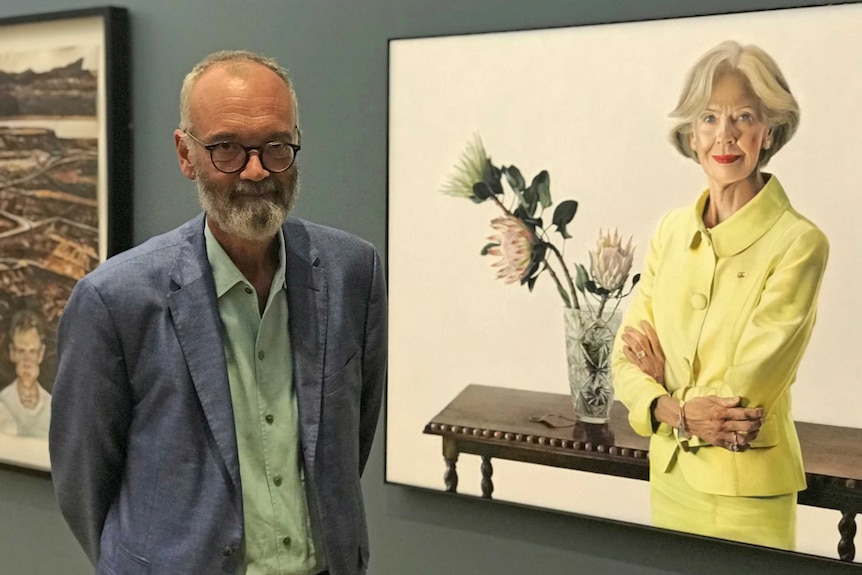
[178,50,299,132]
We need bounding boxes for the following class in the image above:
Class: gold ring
[635,350,646,359]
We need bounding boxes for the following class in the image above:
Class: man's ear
[174,129,197,180]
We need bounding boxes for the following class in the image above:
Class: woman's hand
[653,395,764,451]
[622,321,665,385]
[684,396,764,451]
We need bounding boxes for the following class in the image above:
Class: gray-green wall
[0,1,856,573]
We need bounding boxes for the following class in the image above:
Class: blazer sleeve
[49,278,132,565]
[612,214,674,438]
[358,248,387,475]
[676,226,829,412]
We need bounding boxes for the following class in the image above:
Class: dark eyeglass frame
[183,130,301,174]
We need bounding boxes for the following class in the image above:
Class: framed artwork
[387,2,862,564]
[0,7,131,472]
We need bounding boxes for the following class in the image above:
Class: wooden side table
[424,384,862,562]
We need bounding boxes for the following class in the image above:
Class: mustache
[231,178,281,197]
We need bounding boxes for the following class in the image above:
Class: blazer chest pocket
[323,351,360,397]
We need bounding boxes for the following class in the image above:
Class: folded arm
[616,226,828,450]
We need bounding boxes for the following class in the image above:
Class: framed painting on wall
[387,1,862,564]
[0,7,131,472]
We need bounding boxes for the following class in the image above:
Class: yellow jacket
[612,175,828,496]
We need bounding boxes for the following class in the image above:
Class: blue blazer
[49,214,387,575]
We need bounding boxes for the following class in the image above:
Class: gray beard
[195,168,299,241]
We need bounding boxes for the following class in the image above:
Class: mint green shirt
[205,224,322,575]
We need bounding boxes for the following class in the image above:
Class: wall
[0,1,857,574]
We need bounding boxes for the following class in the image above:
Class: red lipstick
[713,155,741,164]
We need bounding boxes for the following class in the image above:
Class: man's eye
[214,142,238,152]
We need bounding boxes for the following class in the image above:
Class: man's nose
[240,151,270,181]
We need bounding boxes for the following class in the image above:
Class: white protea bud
[589,229,634,292]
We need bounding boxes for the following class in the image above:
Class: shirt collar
[688,174,790,257]
[204,219,287,298]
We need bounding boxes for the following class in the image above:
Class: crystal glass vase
[564,308,622,423]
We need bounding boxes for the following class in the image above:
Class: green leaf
[555,282,572,308]
[520,243,546,286]
[513,205,530,222]
[531,242,548,264]
[503,165,525,193]
[522,216,543,229]
[472,182,493,201]
[523,183,538,217]
[480,242,499,256]
[575,263,590,293]
[532,170,551,209]
[552,200,578,239]
[632,273,641,287]
[586,280,609,297]
[489,179,504,196]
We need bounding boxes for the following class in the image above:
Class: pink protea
[589,229,634,292]
[486,216,535,284]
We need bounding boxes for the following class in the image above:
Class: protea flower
[589,229,634,292]
[441,134,494,200]
[486,216,535,284]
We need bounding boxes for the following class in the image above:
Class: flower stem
[544,262,573,309]
[596,295,608,317]
[489,194,515,217]
[546,243,579,309]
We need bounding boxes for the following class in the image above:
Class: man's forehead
[189,63,296,131]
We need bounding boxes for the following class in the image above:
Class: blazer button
[223,546,235,557]
[690,294,708,310]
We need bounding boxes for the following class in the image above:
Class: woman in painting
[611,40,828,550]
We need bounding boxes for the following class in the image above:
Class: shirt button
[690,294,708,310]
[265,414,274,424]
[258,350,265,360]
[273,475,282,486]
[244,287,253,295]
[282,536,292,547]
[223,545,235,557]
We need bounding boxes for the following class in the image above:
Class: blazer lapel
[284,219,327,477]
[166,216,241,494]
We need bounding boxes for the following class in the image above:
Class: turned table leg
[443,437,459,493]
[838,511,857,562]
[481,455,494,499]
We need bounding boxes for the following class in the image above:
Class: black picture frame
[0,6,131,472]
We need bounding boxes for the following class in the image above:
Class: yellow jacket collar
[688,174,790,257]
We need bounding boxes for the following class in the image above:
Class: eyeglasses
[184,130,301,174]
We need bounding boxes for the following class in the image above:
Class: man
[50,51,386,575]
[1,309,51,438]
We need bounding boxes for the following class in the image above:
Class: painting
[0,8,130,472]
[387,2,862,563]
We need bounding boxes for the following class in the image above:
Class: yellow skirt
[650,457,796,550]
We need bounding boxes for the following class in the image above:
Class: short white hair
[668,40,799,167]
